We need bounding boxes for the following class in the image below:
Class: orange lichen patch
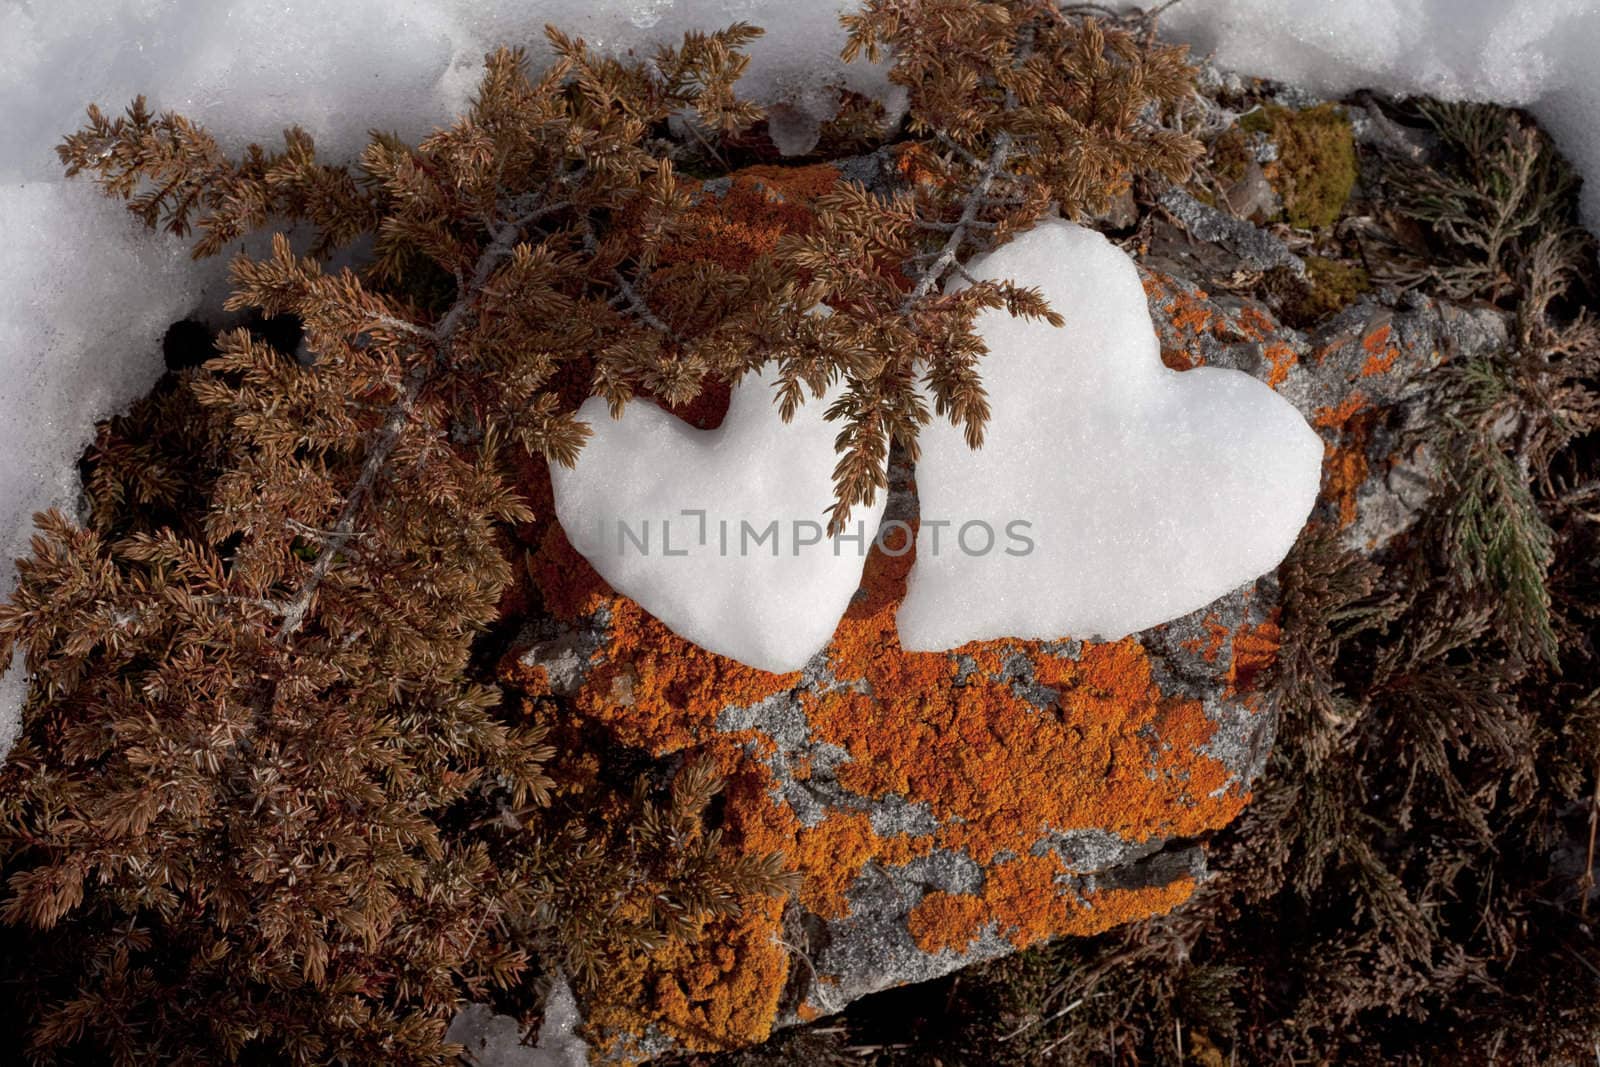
[1233,305,1276,343]
[1181,614,1232,663]
[806,530,1245,867]
[1226,617,1282,695]
[784,811,878,919]
[1357,323,1402,378]
[1313,392,1368,432]
[877,833,936,867]
[1313,392,1375,529]
[1359,344,1401,378]
[573,595,798,755]
[910,854,1199,954]
[1169,294,1214,337]
[585,896,790,1055]
[1147,273,1304,370]
[1263,341,1298,389]
[908,891,989,954]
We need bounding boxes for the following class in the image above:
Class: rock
[1158,187,1305,274]
[486,159,1513,1060]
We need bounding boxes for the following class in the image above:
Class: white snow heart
[895,220,1324,651]
[549,365,887,673]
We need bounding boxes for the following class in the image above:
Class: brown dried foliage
[2,25,799,1066]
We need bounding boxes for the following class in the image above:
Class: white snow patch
[446,975,589,1067]
[895,221,1323,651]
[0,1,885,184]
[550,365,886,673]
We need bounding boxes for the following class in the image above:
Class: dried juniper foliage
[1,26,805,1065]
[517,757,798,992]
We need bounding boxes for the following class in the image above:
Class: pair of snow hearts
[551,221,1323,673]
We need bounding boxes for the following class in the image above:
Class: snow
[0,184,207,749]
[896,221,1323,651]
[446,976,588,1066]
[1156,0,1600,227]
[0,1,884,184]
[549,365,886,673]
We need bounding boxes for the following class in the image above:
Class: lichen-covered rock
[488,161,1512,1059]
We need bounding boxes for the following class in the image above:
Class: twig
[998,997,1084,1041]
[611,269,684,342]
[1582,760,1600,920]
[901,131,1013,310]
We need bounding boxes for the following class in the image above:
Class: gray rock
[1158,187,1305,274]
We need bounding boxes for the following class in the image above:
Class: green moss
[1209,126,1253,189]
[1272,254,1370,326]
[1206,104,1356,229]
[1260,103,1357,229]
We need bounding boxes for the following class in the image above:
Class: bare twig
[1582,760,1600,920]
[902,131,1013,309]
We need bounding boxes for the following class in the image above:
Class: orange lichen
[910,853,1199,954]
[1225,616,1282,695]
[1263,341,1298,389]
[1357,323,1402,378]
[505,264,1280,1046]
[572,594,798,754]
[806,527,1244,866]
[1181,614,1231,663]
[1360,346,1401,378]
[662,163,839,273]
[1233,305,1276,343]
[908,891,989,954]
[585,897,790,1054]
[1145,273,1299,371]
[1313,392,1375,529]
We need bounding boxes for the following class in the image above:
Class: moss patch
[1252,103,1357,229]
[1271,254,1371,327]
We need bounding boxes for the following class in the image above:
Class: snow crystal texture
[550,366,887,673]
[896,222,1323,651]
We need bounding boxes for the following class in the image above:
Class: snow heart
[549,365,887,673]
[552,221,1322,670]
[896,221,1324,650]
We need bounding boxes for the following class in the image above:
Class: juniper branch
[274,201,539,639]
